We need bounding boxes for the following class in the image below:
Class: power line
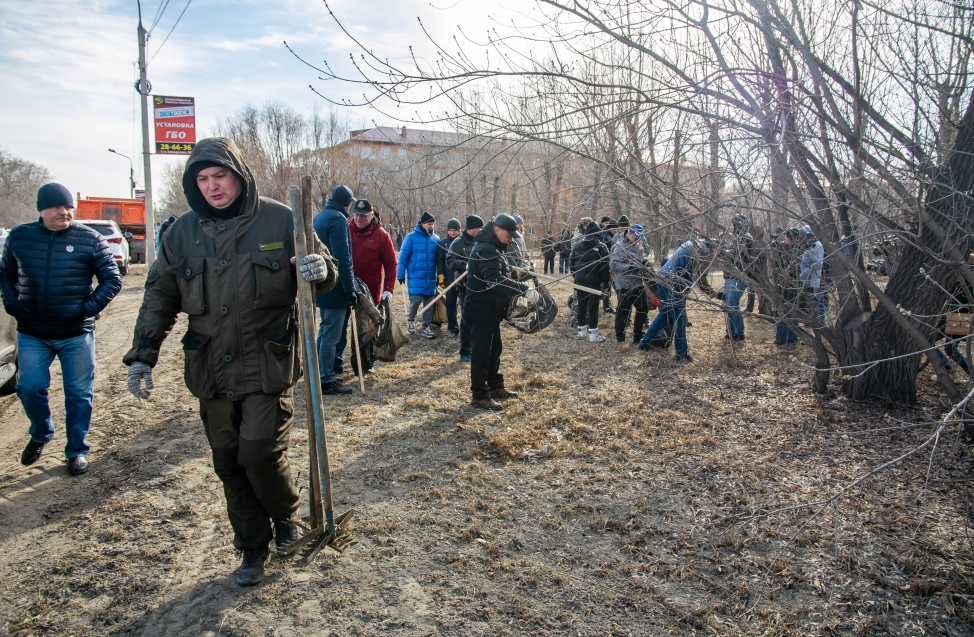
[148,0,192,65]
[149,0,172,34]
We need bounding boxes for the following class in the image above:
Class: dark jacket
[314,200,355,309]
[463,222,528,324]
[436,234,460,287]
[446,229,477,291]
[349,213,397,304]
[0,220,121,340]
[569,224,611,288]
[123,137,302,400]
[541,236,557,258]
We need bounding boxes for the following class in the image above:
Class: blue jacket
[396,224,441,296]
[0,220,122,339]
[658,240,719,297]
[313,200,355,308]
[800,238,824,289]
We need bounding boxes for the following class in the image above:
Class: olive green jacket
[124,138,327,399]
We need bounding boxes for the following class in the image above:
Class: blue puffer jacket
[313,200,355,309]
[396,224,441,296]
[0,220,122,339]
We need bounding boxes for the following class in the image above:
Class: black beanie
[420,211,435,224]
[446,218,461,231]
[465,214,484,230]
[600,216,611,224]
[36,183,74,211]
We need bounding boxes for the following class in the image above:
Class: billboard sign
[153,95,196,155]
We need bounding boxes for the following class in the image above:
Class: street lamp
[107,149,136,199]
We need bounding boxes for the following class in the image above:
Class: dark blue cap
[330,184,355,207]
[36,183,74,211]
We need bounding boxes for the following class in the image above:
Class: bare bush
[0,146,51,228]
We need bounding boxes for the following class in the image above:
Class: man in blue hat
[1,183,122,475]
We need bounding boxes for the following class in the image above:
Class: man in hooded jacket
[464,214,530,410]
[123,137,333,586]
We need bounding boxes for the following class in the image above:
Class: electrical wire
[149,0,172,34]
[148,0,192,65]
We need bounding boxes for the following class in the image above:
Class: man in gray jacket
[610,224,651,343]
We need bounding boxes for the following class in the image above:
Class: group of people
[3,135,969,590]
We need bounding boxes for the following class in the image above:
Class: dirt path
[1,270,972,636]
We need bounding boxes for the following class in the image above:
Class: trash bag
[506,278,558,334]
[375,299,409,362]
[353,277,383,345]
[431,297,448,327]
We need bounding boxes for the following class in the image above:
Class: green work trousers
[199,389,300,551]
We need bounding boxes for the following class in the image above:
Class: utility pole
[137,15,157,268]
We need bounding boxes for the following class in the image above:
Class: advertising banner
[153,95,196,155]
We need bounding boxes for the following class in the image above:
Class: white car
[77,219,131,275]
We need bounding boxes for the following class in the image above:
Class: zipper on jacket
[42,231,54,336]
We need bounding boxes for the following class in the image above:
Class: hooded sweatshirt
[124,137,302,399]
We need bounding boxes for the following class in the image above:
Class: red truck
[76,196,148,264]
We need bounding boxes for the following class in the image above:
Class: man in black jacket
[445,215,483,361]
[0,183,122,475]
[463,214,529,411]
[436,218,463,337]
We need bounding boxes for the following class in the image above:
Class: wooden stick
[516,268,604,296]
[289,185,335,540]
[349,308,366,393]
[401,283,410,319]
[299,176,322,528]
[415,271,467,316]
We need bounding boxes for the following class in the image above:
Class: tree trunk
[847,91,974,403]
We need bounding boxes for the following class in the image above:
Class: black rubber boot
[274,519,300,555]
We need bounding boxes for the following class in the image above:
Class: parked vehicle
[0,233,17,394]
[77,219,132,275]
[76,196,147,264]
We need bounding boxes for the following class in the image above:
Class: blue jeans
[640,287,688,357]
[559,254,569,274]
[316,308,348,384]
[724,278,747,337]
[333,308,351,373]
[775,321,798,344]
[813,289,826,326]
[17,331,97,458]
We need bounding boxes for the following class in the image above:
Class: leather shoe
[470,399,503,411]
[236,548,268,586]
[20,440,45,466]
[274,519,300,555]
[490,388,518,399]
[68,455,88,475]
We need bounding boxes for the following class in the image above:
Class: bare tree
[0,146,51,228]
[156,162,190,219]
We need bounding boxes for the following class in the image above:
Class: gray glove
[294,254,328,282]
[127,362,153,399]
[524,289,541,304]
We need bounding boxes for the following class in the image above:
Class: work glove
[381,290,393,302]
[348,293,358,308]
[127,362,153,400]
[716,291,726,301]
[292,254,328,282]
[523,289,541,304]
[437,274,445,286]
[398,278,405,285]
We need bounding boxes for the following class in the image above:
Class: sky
[0,0,509,204]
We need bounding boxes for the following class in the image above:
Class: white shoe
[421,325,435,339]
[577,328,587,338]
[407,321,415,334]
[589,329,605,343]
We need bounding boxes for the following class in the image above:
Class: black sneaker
[460,354,471,362]
[674,354,694,363]
[68,455,88,475]
[20,440,45,466]
[236,548,269,586]
[274,519,300,555]
[604,307,615,314]
[321,380,353,396]
[733,334,746,342]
